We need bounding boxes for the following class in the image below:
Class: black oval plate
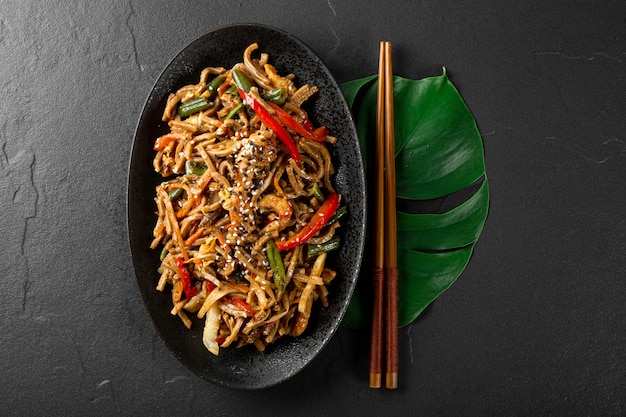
[127,24,366,390]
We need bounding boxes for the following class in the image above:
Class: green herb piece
[327,205,347,226]
[266,240,286,291]
[307,236,341,259]
[262,88,287,105]
[167,187,183,201]
[223,103,244,120]
[185,160,207,175]
[306,182,325,202]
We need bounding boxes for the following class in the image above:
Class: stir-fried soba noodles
[150,43,345,355]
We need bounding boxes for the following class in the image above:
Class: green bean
[262,88,287,105]
[206,75,225,98]
[232,69,253,93]
[177,97,211,117]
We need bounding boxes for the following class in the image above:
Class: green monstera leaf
[341,69,489,328]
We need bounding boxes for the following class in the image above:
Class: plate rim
[126,23,367,390]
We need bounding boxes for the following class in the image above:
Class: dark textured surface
[1,0,625,415]
[129,24,366,390]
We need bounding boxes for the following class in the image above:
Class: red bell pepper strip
[153,133,183,151]
[175,256,197,299]
[204,280,216,294]
[275,192,340,251]
[237,88,301,166]
[267,102,328,142]
[302,117,329,142]
[312,126,328,141]
[224,295,255,318]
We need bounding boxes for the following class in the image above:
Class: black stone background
[1,1,624,416]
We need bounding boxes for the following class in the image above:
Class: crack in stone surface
[124,0,143,72]
[324,0,341,60]
[536,51,625,63]
[0,140,38,315]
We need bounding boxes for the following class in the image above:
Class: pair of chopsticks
[369,41,398,390]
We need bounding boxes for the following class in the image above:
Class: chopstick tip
[385,372,398,389]
[369,372,382,389]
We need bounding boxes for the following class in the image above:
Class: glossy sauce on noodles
[149,43,343,355]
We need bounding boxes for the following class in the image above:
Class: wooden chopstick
[383,41,398,390]
[369,41,398,389]
[369,41,387,389]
